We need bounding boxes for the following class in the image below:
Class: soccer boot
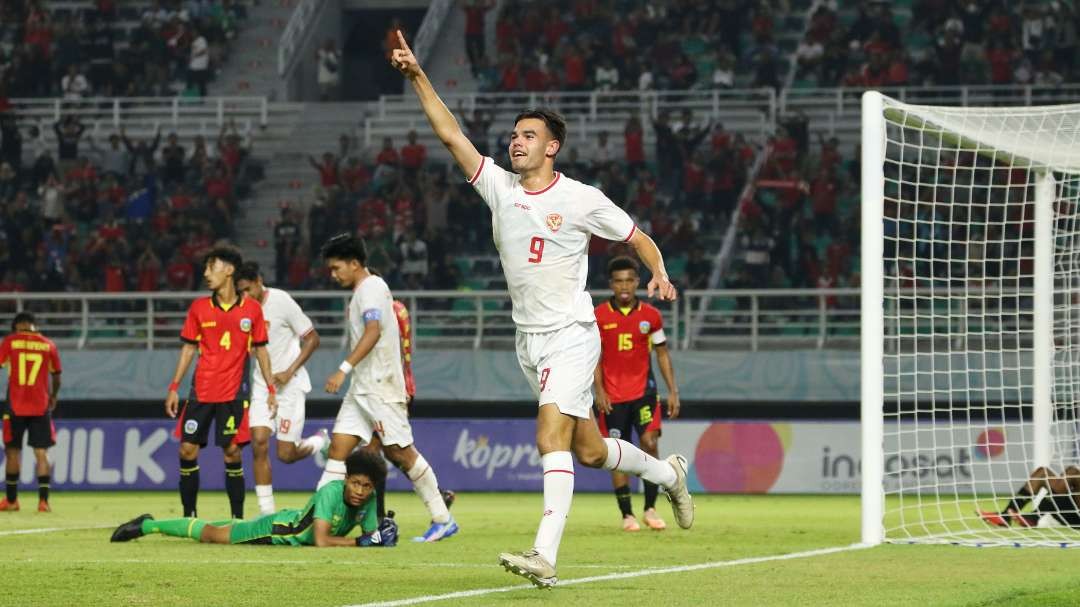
[977,510,1009,528]
[442,489,456,509]
[316,429,331,460]
[37,500,51,513]
[664,454,695,529]
[0,498,19,512]
[499,549,557,588]
[110,514,154,542]
[622,514,641,532]
[1007,508,1037,528]
[413,514,459,542]
[642,507,667,530]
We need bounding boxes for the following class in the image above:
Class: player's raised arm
[389,30,481,179]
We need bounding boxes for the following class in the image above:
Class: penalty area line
[345,543,873,607]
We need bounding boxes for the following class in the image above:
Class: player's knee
[1065,466,1080,479]
[573,444,607,468]
[276,443,298,463]
[640,436,659,455]
[178,442,199,460]
[222,445,243,462]
[1033,466,1052,479]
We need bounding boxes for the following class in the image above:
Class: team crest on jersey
[546,213,563,233]
[639,321,651,334]
[239,318,252,333]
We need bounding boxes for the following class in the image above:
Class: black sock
[179,458,200,517]
[376,478,387,520]
[225,461,245,519]
[615,485,633,517]
[37,475,49,503]
[1003,486,1033,515]
[643,480,659,511]
[5,472,17,503]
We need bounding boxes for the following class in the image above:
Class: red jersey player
[0,312,61,512]
[594,256,681,532]
[164,245,276,519]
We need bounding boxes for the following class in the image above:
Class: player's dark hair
[11,312,35,331]
[321,233,368,265]
[345,450,387,486]
[514,108,566,154]
[607,256,640,277]
[202,244,244,276]
[235,261,261,283]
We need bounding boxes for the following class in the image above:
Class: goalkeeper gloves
[356,515,399,547]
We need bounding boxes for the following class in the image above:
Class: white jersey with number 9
[468,156,636,334]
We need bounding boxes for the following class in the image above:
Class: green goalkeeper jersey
[229,481,377,546]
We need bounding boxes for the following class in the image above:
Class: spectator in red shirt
[136,242,161,291]
[103,254,126,292]
[341,157,371,196]
[375,138,399,167]
[463,0,494,77]
[204,166,232,204]
[810,168,838,232]
[165,253,194,290]
[309,152,340,189]
[400,130,427,182]
[562,44,587,90]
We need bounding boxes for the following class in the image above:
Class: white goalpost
[861,90,1080,546]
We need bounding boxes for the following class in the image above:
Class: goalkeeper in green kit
[110,451,397,547]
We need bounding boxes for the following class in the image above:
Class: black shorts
[597,394,662,442]
[1038,494,1080,527]
[174,399,251,448]
[2,411,55,449]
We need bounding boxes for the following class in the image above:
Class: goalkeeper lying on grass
[110,450,397,547]
[979,465,1080,528]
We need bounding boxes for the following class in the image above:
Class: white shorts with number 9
[515,320,601,419]
[249,381,307,444]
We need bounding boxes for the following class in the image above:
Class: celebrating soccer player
[594,256,681,532]
[318,233,458,542]
[979,465,1080,528]
[0,312,61,512]
[390,30,693,587]
[164,245,277,519]
[235,261,329,515]
[111,450,397,547]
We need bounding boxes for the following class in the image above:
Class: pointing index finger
[396,29,410,52]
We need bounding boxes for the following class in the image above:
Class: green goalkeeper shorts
[229,513,311,546]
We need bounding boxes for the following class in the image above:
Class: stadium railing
[7,96,270,135]
[363,88,777,150]
[0,288,872,351]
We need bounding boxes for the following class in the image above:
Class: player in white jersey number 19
[235,262,329,515]
[391,30,693,587]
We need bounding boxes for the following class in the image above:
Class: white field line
[0,524,114,537]
[345,544,873,607]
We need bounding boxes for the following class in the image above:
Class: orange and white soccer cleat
[642,508,667,530]
[0,498,19,512]
[622,514,641,532]
[977,509,1009,527]
[37,500,51,513]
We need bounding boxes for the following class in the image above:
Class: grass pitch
[5,492,1080,606]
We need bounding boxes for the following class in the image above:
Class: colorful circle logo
[692,423,788,492]
[974,428,1006,459]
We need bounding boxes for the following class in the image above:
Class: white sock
[317,458,346,489]
[602,438,676,489]
[298,433,327,457]
[407,453,450,524]
[255,484,275,515]
[533,451,574,567]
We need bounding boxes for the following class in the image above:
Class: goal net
[861,91,1080,546]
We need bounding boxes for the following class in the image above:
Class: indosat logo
[692,423,789,493]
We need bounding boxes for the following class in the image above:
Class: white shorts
[333,390,414,447]
[250,382,307,444]
[515,321,601,419]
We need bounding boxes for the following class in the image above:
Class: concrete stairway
[209,0,299,99]
[234,102,373,275]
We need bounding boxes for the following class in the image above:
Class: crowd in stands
[795,0,1080,88]
[0,0,246,100]
[0,111,260,293]
[470,0,794,93]
[276,104,754,295]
